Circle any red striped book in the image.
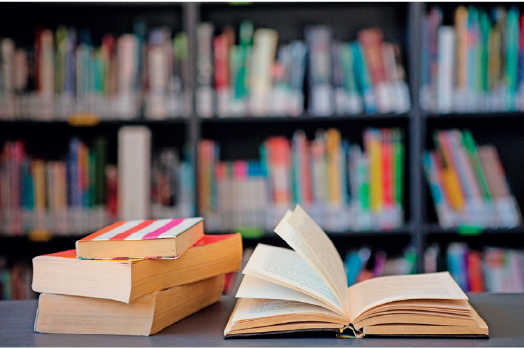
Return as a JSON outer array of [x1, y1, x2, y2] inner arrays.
[[76, 217, 204, 259]]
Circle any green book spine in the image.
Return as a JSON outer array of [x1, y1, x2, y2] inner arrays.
[[506, 7, 519, 109], [479, 9, 490, 93], [461, 130, 491, 201], [339, 44, 358, 94], [359, 153, 370, 211]]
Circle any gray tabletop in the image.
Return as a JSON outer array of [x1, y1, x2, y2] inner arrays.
[[1, 293, 523, 347]]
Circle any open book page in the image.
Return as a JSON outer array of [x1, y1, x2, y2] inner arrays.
[[275, 206, 348, 311], [228, 298, 347, 324], [347, 272, 468, 321], [236, 274, 346, 317], [243, 243, 346, 315]]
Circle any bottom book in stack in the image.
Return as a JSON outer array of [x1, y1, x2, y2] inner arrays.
[[35, 275, 224, 336]]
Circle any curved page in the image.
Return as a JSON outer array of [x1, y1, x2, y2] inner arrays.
[[347, 272, 469, 320], [274, 206, 348, 310], [243, 244, 345, 315], [236, 274, 346, 317]]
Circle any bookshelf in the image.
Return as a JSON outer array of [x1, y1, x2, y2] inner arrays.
[[1, 2, 524, 297]]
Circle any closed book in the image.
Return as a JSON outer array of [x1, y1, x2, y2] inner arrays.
[[35, 274, 224, 336], [33, 234, 241, 303], [75, 217, 204, 259]]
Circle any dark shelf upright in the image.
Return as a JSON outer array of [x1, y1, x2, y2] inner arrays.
[[408, 2, 426, 273]]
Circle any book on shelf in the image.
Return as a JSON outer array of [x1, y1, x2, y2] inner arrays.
[[439, 243, 524, 293], [0, 137, 112, 236], [344, 246, 417, 286], [199, 127, 404, 232], [421, 5, 524, 113], [191, 21, 409, 118], [0, 130, 196, 237], [33, 233, 242, 303], [224, 205, 488, 338], [0, 258, 36, 300], [35, 274, 224, 336], [0, 20, 189, 120], [423, 129, 521, 229], [118, 126, 151, 221], [75, 217, 204, 259]]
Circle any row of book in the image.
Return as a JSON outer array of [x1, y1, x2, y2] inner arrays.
[[0, 258, 36, 300], [198, 127, 405, 232], [31, 218, 243, 335], [0, 128, 195, 236], [0, 22, 191, 120], [344, 247, 417, 286], [427, 243, 524, 293], [0, 138, 114, 235], [423, 129, 521, 229], [421, 6, 524, 113], [196, 22, 410, 118]]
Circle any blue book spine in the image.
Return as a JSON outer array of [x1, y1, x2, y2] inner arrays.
[[65, 28, 77, 95], [352, 42, 376, 114]]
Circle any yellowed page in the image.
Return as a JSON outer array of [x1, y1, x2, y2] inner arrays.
[[274, 206, 348, 311], [347, 272, 468, 321], [229, 298, 346, 323], [236, 274, 345, 317], [243, 243, 346, 315]]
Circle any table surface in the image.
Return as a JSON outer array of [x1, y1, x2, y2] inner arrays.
[[1, 293, 523, 347]]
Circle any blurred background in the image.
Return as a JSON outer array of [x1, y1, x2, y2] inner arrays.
[[1, 2, 524, 300]]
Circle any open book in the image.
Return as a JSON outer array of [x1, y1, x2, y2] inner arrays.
[[224, 205, 488, 338]]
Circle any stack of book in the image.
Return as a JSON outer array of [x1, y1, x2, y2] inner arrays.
[[198, 127, 404, 233], [196, 21, 410, 118], [0, 22, 190, 120], [421, 5, 524, 113], [425, 243, 524, 293], [423, 129, 521, 228], [32, 218, 242, 335]]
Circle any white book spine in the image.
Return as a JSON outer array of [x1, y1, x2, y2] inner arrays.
[[437, 27, 456, 113], [118, 126, 151, 220]]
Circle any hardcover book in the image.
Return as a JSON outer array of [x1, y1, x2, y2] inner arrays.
[[224, 205, 488, 338]]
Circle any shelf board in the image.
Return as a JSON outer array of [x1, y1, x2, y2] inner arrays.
[[200, 112, 409, 124], [425, 111, 524, 119], [425, 224, 524, 235], [0, 118, 189, 126], [208, 225, 413, 238]]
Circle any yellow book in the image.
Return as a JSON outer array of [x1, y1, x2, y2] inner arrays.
[[366, 130, 382, 213], [326, 129, 341, 205], [441, 167, 464, 211], [32, 160, 46, 212]]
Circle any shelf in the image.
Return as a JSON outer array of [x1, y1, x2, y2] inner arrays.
[[0, 118, 189, 127], [200, 113, 410, 124], [425, 224, 524, 235], [208, 225, 414, 238], [425, 111, 524, 119]]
